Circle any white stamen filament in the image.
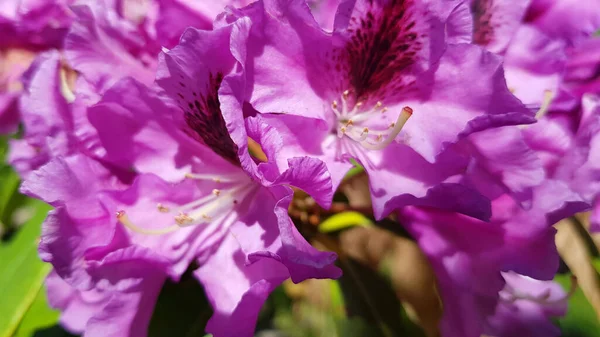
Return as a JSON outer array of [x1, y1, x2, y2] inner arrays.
[[184, 172, 244, 183], [117, 174, 253, 235], [535, 90, 554, 120], [360, 107, 412, 150], [116, 211, 180, 235], [332, 91, 413, 150]]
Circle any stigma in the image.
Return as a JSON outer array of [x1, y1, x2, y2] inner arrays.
[[331, 90, 413, 150]]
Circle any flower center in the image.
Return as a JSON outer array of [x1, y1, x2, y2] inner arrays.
[[331, 90, 413, 150], [116, 172, 254, 235]]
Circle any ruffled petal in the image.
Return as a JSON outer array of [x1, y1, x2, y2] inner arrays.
[[195, 233, 289, 337], [65, 1, 158, 102]]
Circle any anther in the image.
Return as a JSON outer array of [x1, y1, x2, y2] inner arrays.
[[212, 189, 221, 196], [175, 212, 194, 225], [157, 203, 170, 213], [375, 101, 383, 109], [343, 89, 350, 97]]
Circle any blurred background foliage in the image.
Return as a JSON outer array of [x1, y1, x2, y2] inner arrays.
[[1, 135, 600, 337]]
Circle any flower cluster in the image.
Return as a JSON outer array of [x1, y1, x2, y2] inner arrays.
[[2, 0, 599, 336]]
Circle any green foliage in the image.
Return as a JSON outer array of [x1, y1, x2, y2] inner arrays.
[[13, 290, 73, 337], [343, 159, 365, 180], [0, 200, 53, 337], [148, 270, 213, 337], [556, 260, 600, 337], [337, 258, 427, 337]]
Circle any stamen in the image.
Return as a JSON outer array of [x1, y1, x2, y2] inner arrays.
[[156, 203, 170, 213], [184, 173, 237, 183], [59, 68, 76, 103], [116, 210, 180, 235], [212, 189, 221, 196], [535, 90, 554, 120], [174, 212, 194, 225], [360, 106, 413, 150]]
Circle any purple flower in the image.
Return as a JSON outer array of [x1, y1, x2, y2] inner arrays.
[[23, 15, 340, 337], [469, 0, 532, 54], [8, 51, 81, 177], [525, 0, 600, 46], [523, 93, 600, 214], [0, 0, 73, 134], [222, 0, 535, 221], [467, 0, 599, 108], [485, 272, 569, 337], [0, 0, 74, 49], [308, 0, 341, 30], [467, 1, 568, 108], [559, 37, 600, 101], [0, 49, 38, 134], [156, 0, 255, 46], [64, 0, 161, 103], [398, 179, 587, 337], [45, 252, 168, 337]]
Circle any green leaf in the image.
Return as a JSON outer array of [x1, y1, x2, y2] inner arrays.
[[0, 200, 52, 337], [0, 137, 20, 228], [337, 258, 427, 337], [13, 287, 68, 337], [343, 159, 364, 180], [148, 270, 213, 337], [319, 212, 373, 233], [555, 270, 600, 337]]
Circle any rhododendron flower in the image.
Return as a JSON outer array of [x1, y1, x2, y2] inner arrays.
[[0, 0, 74, 48], [467, 0, 566, 108], [525, 0, 600, 45], [22, 15, 340, 337], [0, 49, 37, 134], [467, 0, 599, 108], [308, 0, 340, 30], [222, 0, 536, 220], [8, 0, 256, 176], [0, 0, 74, 134], [8, 51, 81, 177], [398, 180, 587, 337], [524, 94, 600, 231], [486, 272, 570, 337]]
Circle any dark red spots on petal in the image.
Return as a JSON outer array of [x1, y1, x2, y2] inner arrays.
[[343, 0, 425, 101], [471, 0, 495, 46], [179, 73, 240, 166]]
